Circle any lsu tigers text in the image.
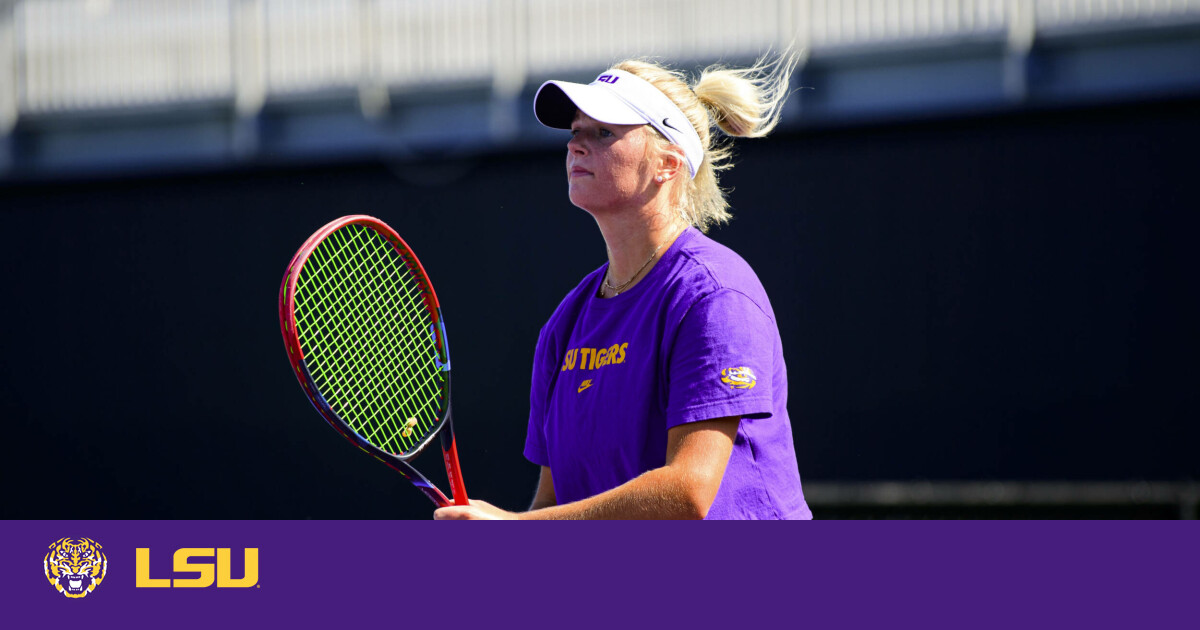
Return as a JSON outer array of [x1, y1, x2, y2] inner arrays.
[[561, 343, 629, 372]]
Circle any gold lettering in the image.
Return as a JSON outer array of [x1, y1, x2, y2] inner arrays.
[[217, 548, 259, 588], [135, 548, 170, 588], [172, 548, 215, 588], [596, 348, 608, 367], [579, 348, 591, 370], [618, 343, 628, 364]]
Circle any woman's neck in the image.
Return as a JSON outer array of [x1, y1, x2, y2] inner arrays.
[[595, 204, 688, 297]]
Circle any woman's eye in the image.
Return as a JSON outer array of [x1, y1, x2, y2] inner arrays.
[[568, 127, 611, 140]]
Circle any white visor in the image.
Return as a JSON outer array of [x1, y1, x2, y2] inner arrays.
[[534, 69, 704, 178]]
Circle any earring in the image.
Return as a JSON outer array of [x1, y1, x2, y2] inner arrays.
[[656, 176, 664, 183]]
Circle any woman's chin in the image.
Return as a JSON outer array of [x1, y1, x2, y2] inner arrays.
[[568, 199, 615, 218], [568, 189, 599, 213]]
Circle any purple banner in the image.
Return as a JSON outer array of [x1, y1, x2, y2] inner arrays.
[[4, 521, 1196, 628]]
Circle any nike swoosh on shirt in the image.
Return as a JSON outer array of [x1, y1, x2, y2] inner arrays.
[[578, 379, 593, 393]]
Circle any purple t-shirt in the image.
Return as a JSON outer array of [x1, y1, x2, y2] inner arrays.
[[524, 227, 811, 519]]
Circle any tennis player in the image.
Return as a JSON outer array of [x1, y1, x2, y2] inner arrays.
[[435, 54, 810, 519]]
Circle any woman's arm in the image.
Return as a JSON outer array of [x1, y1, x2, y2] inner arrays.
[[433, 417, 738, 520]]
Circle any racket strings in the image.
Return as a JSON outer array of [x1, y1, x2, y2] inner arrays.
[[306, 236, 434, 422], [306, 227, 442, 450], [301, 238, 420, 447], [300, 228, 441, 453], [331, 243, 442, 445], [295, 224, 446, 454]]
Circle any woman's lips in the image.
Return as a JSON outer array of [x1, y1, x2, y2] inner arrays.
[[570, 167, 592, 177]]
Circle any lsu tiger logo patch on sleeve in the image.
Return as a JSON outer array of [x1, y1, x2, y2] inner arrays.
[[720, 367, 757, 390]]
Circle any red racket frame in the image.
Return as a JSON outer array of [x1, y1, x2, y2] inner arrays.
[[279, 215, 468, 508]]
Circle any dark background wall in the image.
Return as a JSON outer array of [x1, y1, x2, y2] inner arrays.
[[2, 98, 1197, 519]]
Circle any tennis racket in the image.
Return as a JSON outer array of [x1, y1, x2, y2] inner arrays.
[[279, 215, 468, 508]]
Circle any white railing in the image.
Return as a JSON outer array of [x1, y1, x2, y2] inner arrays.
[[1037, 0, 1200, 27], [2, 0, 1198, 122], [18, 0, 234, 113]]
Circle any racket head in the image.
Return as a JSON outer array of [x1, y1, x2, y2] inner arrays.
[[280, 215, 453, 465]]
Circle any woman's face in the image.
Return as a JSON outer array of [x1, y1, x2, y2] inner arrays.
[[566, 110, 659, 214]]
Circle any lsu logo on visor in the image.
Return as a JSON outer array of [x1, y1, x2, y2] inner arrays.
[[45, 537, 107, 599], [720, 367, 757, 390]]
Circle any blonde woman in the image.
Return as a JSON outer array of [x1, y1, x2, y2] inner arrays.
[[435, 55, 810, 519]]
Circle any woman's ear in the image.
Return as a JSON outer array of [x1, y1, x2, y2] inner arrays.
[[655, 146, 686, 184]]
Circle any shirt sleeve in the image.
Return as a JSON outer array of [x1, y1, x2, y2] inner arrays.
[[666, 288, 776, 429], [523, 323, 555, 467]]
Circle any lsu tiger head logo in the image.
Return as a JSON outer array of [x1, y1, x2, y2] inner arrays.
[[720, 366, 757, 390], [44, 537, 107, 598]]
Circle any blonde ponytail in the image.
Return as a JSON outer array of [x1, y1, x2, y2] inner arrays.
[[613, 51, 800, 232]]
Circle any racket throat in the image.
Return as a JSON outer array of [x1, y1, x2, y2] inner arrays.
[[388, 461, 452, 508]]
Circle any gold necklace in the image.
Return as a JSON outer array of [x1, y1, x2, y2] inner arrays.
[[603, 243, 663, 296]]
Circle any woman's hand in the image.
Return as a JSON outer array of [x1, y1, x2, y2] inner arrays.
[[433, 499, 517, 520]]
